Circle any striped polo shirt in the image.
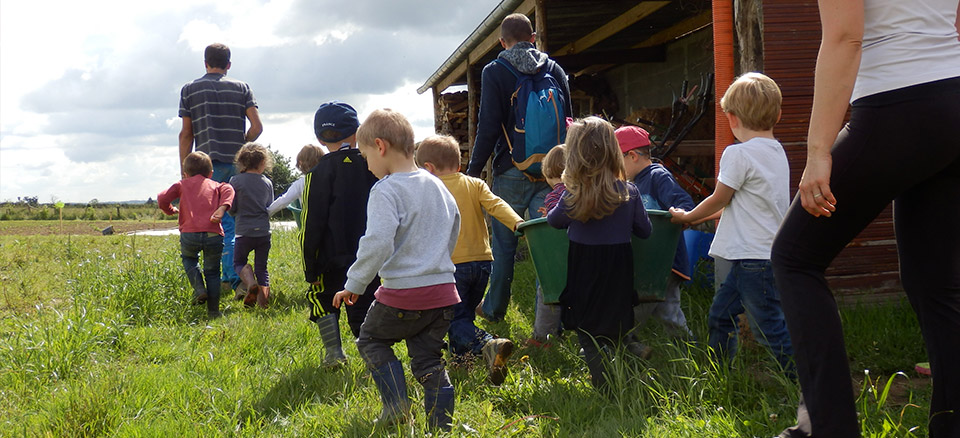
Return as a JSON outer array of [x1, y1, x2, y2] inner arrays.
[[178, 73, 258, 163]]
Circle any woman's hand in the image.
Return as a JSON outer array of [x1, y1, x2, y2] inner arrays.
[[798, 152, 837, 217]]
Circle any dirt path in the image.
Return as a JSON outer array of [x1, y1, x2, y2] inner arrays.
[[0, 220, 175, 236]]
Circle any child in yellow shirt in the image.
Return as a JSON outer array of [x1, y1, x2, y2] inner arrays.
[[417, 135, 523, 386]]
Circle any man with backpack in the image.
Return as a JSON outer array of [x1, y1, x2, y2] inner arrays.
[[466, 13, 572, 322]]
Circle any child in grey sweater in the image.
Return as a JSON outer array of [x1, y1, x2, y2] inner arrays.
[[228, 142, 274, 309], [333, 109, 461, 432]]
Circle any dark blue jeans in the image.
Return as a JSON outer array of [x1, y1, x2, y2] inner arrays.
[[180, 232, 223, 314], [449, 261, 494, 356], [710, 258, 794, 374], [212, 161, 239, 288], [483, 167, 550, 321]]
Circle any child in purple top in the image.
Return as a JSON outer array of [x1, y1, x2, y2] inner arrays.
[[547, 117, 651, 391], [530, 144, 566, 347]]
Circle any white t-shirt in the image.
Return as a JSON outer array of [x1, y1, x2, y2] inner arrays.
[[851, 0, 960, 102], [267, 176, 304, 216], [709, 137, 790, 260]]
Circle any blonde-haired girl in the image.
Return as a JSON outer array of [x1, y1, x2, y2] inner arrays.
[[546, 117, 652, 390]]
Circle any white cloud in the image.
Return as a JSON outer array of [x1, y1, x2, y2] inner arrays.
[[0, 0, 501, 202]]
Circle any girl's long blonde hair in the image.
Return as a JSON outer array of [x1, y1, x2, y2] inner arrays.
[[562, 117, 628, 222]]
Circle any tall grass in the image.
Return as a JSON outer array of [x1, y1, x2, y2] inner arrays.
[[0, 229, 932, 437]]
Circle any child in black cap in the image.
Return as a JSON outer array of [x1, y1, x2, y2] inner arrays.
[[300, 101, 380, 367]]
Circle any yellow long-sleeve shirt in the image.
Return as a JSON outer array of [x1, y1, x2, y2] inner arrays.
[[438, 172, 523, 265]]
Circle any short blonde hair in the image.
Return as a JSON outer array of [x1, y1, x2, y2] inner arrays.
[[356, 108, 415, 158], [183, 151, 213, 177], [541, 144, 566, 179], [235, 142, 274, 173], [415, 135, 460, 171], [720, 72, 782, 131], [296, 144, 325, 173]]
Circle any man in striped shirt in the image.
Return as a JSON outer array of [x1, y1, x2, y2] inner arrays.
[[179, 43, 262, 295]]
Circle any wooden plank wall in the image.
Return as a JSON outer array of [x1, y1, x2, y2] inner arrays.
[[763, 1, 901, 295]]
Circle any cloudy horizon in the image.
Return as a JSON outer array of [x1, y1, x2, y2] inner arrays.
[[0, 0, 499, 203]]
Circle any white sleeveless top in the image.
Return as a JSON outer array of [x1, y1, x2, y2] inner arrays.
[[852, 0, 960, 102]]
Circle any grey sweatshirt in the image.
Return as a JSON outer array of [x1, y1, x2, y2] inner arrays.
[[228, 172, 273, 238], [344, 169, 460, 293]]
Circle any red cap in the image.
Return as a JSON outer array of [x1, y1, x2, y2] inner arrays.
[[614, 126, 651, 153]]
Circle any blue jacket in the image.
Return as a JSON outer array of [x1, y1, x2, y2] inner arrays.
[[633, 163, 696, 278], [466, 43, 572, 177]]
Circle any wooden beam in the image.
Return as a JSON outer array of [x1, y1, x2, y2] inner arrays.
[[634, 10, 712, 48], [435, 60, 469, 94], [432, 87, 442, 134], [467, 0, 536, 65], [574, 11, 713, 76], [535, 0, 548, 53], [467, 65, 479, 163], [555, 46, 667, 71], [554, 1, 670, 56]]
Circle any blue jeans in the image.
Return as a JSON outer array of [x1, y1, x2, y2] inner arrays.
[[212, 161, 239, 288], [710, 258, 794, 374], [483, 167, 550, 321], [180, 232, 224, 314], [449, 261, 494, 356]]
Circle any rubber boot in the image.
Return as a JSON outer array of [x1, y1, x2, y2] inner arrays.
[[257, 286, 270, 309], [238, 265, 258, 308], [370, 361, 411, 426], [424, 385, 455, 431], [316, 313, 347, 367]]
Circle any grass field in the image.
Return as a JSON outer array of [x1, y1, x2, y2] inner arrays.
[[0, 223, 933, 437]]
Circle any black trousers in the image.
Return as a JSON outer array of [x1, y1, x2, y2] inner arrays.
[[307, 267, 377, 338], [772, 77, 960, 438]]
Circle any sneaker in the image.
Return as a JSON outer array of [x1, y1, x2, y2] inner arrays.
[[626, 341, 653, 360], [482, 338, 514, 385]]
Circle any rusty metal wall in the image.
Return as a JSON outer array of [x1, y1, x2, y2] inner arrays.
[[763, 1, 901, 295]]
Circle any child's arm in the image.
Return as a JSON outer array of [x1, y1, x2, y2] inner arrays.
[[670, 182, 735, 224], [267, 176, 304, 216], [546, 196, 572, 229], [210, 205, 228, 223], [478, 180, 523, 230], [212, 182, 235, 223], [301, 172, 332, 284], [156, 182, 182, 216]]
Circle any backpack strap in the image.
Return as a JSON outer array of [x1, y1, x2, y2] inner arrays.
[[495, 58, 520, 79]]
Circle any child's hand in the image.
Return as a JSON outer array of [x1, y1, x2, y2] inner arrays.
[[170, 207, 179, 215], [537, 206, 547, 216], [514, 220, 524, 231], [332, 290, 358, 308], [669, 207, 688, 224], [210, 211, 223, 223]]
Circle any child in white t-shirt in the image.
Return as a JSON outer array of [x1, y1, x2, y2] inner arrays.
[[670, 73, 794, 376]]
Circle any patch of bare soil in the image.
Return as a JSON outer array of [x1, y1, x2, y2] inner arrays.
[[0, 220, 174, 236]]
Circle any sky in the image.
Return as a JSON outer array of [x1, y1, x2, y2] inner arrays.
[[0, 0, 500, 203]]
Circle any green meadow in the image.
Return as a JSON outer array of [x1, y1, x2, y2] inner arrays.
[[0, 224, 932, 437]]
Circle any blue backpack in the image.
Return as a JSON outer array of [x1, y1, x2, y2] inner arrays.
[[496, 58, 567, 179]]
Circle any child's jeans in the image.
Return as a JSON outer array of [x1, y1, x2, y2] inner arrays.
[[233, 235, 271, 286], [633, 273, 693, 339], [358, 301, 455, 391], [710, 257, 794, 374], [180, 232, 223, 314], [448, 261, 494, 356], [532, 285, 562, 342]]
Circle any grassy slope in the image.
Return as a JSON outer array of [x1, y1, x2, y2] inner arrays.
[[0, 229, 931, 437]]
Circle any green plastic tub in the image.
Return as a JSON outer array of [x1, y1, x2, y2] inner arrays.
[[517, 210, 681, 303], [288, 199, 303, 229]]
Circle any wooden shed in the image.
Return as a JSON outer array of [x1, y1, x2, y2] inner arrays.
[[418, 0, 902, 296]]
